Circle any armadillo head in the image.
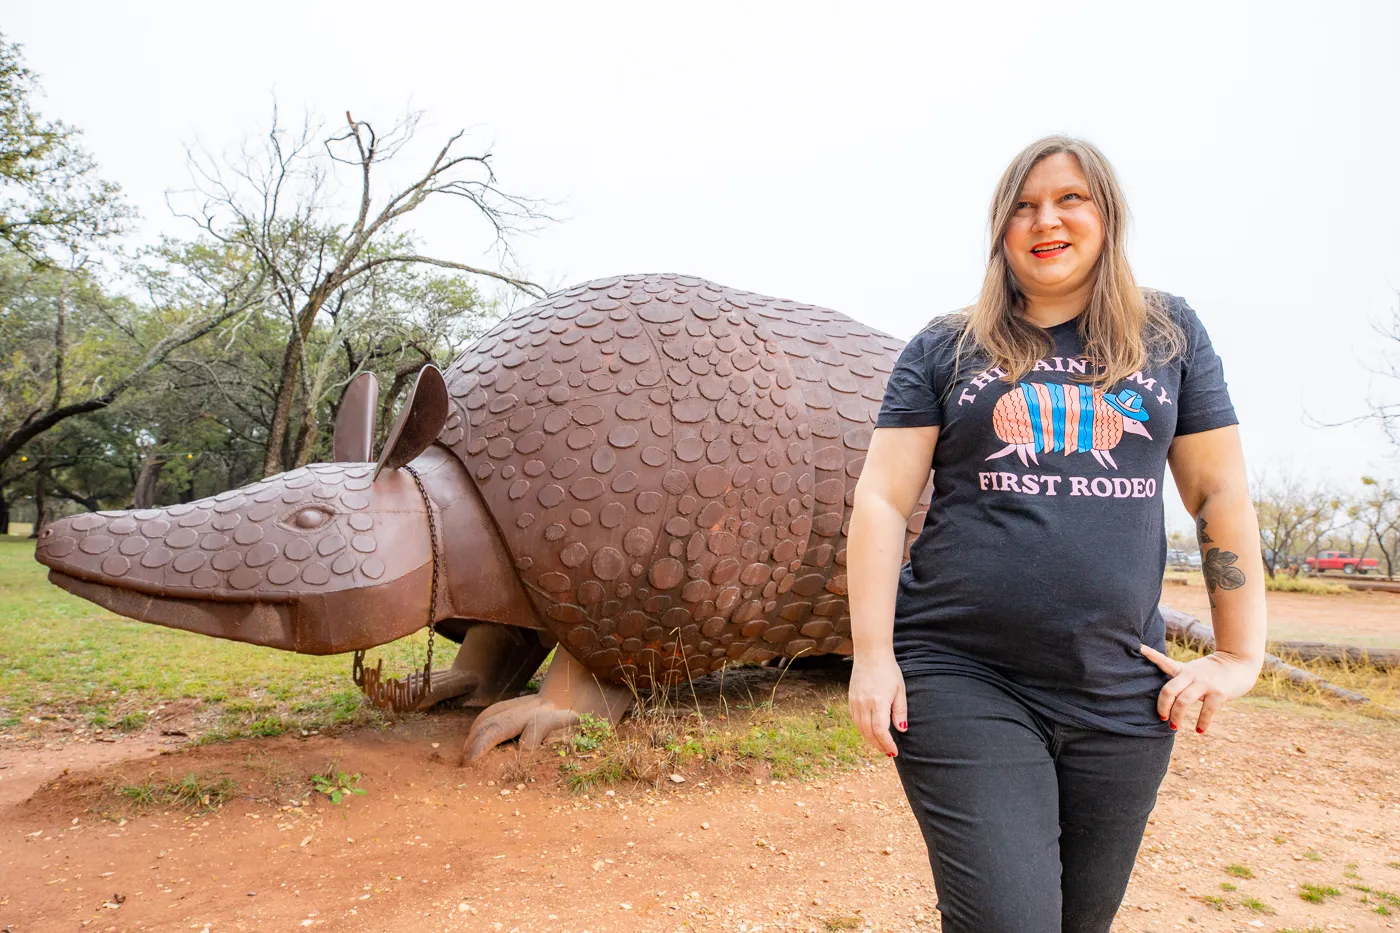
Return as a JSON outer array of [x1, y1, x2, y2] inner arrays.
[[1121, 416, 1152, 440], [34, 366, 539, 654]]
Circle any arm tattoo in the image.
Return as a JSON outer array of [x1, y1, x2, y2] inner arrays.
[[1197, 518, 1245, 608]]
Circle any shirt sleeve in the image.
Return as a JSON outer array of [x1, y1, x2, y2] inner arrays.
[[875, 328, 948, 428], [1173, 298, 1239, 437]]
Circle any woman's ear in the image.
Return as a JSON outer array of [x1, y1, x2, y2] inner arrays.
[[373, 365, 449, 480]]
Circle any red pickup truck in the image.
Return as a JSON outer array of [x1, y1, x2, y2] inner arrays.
[[1305, 551, 1380, 575]]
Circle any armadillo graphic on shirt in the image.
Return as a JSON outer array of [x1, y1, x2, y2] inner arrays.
[[986, 384, 1152, 470]]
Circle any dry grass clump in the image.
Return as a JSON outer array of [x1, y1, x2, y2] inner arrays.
[[1166, 642, 1400, 718], [555, 660, 871, 793]]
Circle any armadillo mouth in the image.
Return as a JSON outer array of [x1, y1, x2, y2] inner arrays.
[[47, 570, 300, 652]]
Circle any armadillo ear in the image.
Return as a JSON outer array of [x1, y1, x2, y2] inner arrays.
[[373, 365, 449, 480], [332, 372, 380, 462]]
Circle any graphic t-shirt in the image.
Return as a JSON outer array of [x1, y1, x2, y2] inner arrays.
[[874, 294, 1237, 736]]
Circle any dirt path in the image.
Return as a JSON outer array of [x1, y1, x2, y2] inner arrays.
[[2, 699, 1398, 933], [1164, 581, 1400, 648]]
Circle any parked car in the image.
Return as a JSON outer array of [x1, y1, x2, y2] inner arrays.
[[1304, 550, 1380, 575]]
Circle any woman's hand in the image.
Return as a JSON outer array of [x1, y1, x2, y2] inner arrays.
[[1140, 644, 1261, 734], [849, 652, 908, 757]]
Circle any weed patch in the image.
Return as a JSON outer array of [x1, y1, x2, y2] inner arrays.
[[1298, 883, 1340, 904], [112, 771, 237, 813], [310, 768, 365, 805]]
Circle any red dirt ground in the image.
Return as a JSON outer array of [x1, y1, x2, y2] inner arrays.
[[2, 692, 1398, 933], [1165, 580, 1400, 648]]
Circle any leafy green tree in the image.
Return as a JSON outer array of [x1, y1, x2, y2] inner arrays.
[[0, 31, 128, 260], [0, 245, 265, 529]]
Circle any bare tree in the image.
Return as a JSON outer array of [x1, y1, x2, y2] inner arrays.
[[174, 107, 549, 478], [1360, 291, 1400, 450], [1354, 476, 1400, 578], [1252, 468, 1345, 576]]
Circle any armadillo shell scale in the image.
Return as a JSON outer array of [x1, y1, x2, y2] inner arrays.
[[991, 390, 1033, 445], [1091, 397, 1123, 450], [437, 274, 926, 688]]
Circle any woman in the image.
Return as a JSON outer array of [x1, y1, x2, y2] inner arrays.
[[847, 136, 1267, 933]]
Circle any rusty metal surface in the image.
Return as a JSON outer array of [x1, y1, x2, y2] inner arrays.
[[333, 372, 379, 463], [434, 273, 931, 689], [34, 273, 932, 687]]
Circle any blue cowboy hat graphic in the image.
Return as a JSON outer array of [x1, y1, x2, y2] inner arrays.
[[1104, 388, 1150, 421]]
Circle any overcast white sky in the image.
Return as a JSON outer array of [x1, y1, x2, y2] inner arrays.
[[9, 1, 1399, 532]]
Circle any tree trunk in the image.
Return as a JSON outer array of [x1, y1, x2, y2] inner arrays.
[[29, 467, 46, 538], [0, 485, 8, 535], [263, 334, 303, 478], [132, 455, 169, 509], [291, 408, 319, 468], [262, 295, 327, 478]]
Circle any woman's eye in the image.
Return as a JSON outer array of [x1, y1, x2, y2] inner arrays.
[[1061, 192, 1083, 202], [1014, 201, 1033, 210], [293, 508, 331, 529]]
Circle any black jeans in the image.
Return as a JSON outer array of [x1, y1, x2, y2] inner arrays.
[[891, 672, 1175, 933]]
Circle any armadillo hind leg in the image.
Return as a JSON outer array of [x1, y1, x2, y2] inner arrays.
[[461, 649, 633, 764]]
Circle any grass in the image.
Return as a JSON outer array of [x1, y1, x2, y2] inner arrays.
[[1298, 883, 1340, 904], [1351, 884, 1400, 908], [113, 771, 237, 813], [1199, 894, 1226, 911], [1224, 863, 1254, 878], [1301, 849, 1323, 861], [822, 918, 861, 931], [1165, 568, 1356, 594], [1219, 882, 1237, 892], [1239, 896, 1274, 914], [559, 696, 873, 794], [555, 659, 875, 793], [0, 538, 424, 742], [1265, 576, 1351, 595]]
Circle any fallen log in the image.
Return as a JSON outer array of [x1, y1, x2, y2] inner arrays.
[[1263, 640, 1400, 671], [1160, 606, 1400, 716]]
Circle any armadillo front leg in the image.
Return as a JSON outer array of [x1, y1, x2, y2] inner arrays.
[[461, 648, 633, 763], [405, 622, 553, 712]]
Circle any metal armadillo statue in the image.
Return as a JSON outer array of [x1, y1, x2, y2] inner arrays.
[[34, 274, 931, 760]]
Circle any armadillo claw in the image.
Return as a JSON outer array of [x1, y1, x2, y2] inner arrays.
[[461, 695, 580, 763]]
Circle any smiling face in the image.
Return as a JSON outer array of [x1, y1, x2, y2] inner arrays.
[[1002, 152, 1105, 305]]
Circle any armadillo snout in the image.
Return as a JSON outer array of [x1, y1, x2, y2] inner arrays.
[[34, 462, 437, 653]]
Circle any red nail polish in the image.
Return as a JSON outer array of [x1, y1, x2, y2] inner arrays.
[[1196, 727, 1203, 734], [886, 752, 895, 758], [1169, 723, 1177, 731], [899, 721, 907, 730]]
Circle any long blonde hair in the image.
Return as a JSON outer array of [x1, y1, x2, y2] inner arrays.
[[945, 135, 1183, 391]]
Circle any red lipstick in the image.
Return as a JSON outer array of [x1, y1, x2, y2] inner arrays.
[[1031, 241, 1070, 259]]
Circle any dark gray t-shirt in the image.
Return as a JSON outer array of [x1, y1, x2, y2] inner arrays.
[[874, 295, 1237, 736]]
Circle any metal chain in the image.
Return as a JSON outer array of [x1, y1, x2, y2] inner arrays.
[[407, 463, 439, 679], [351, 463, 439, 711]]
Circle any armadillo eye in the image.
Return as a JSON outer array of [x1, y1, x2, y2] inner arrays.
[[293, 508, 331, 529]]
